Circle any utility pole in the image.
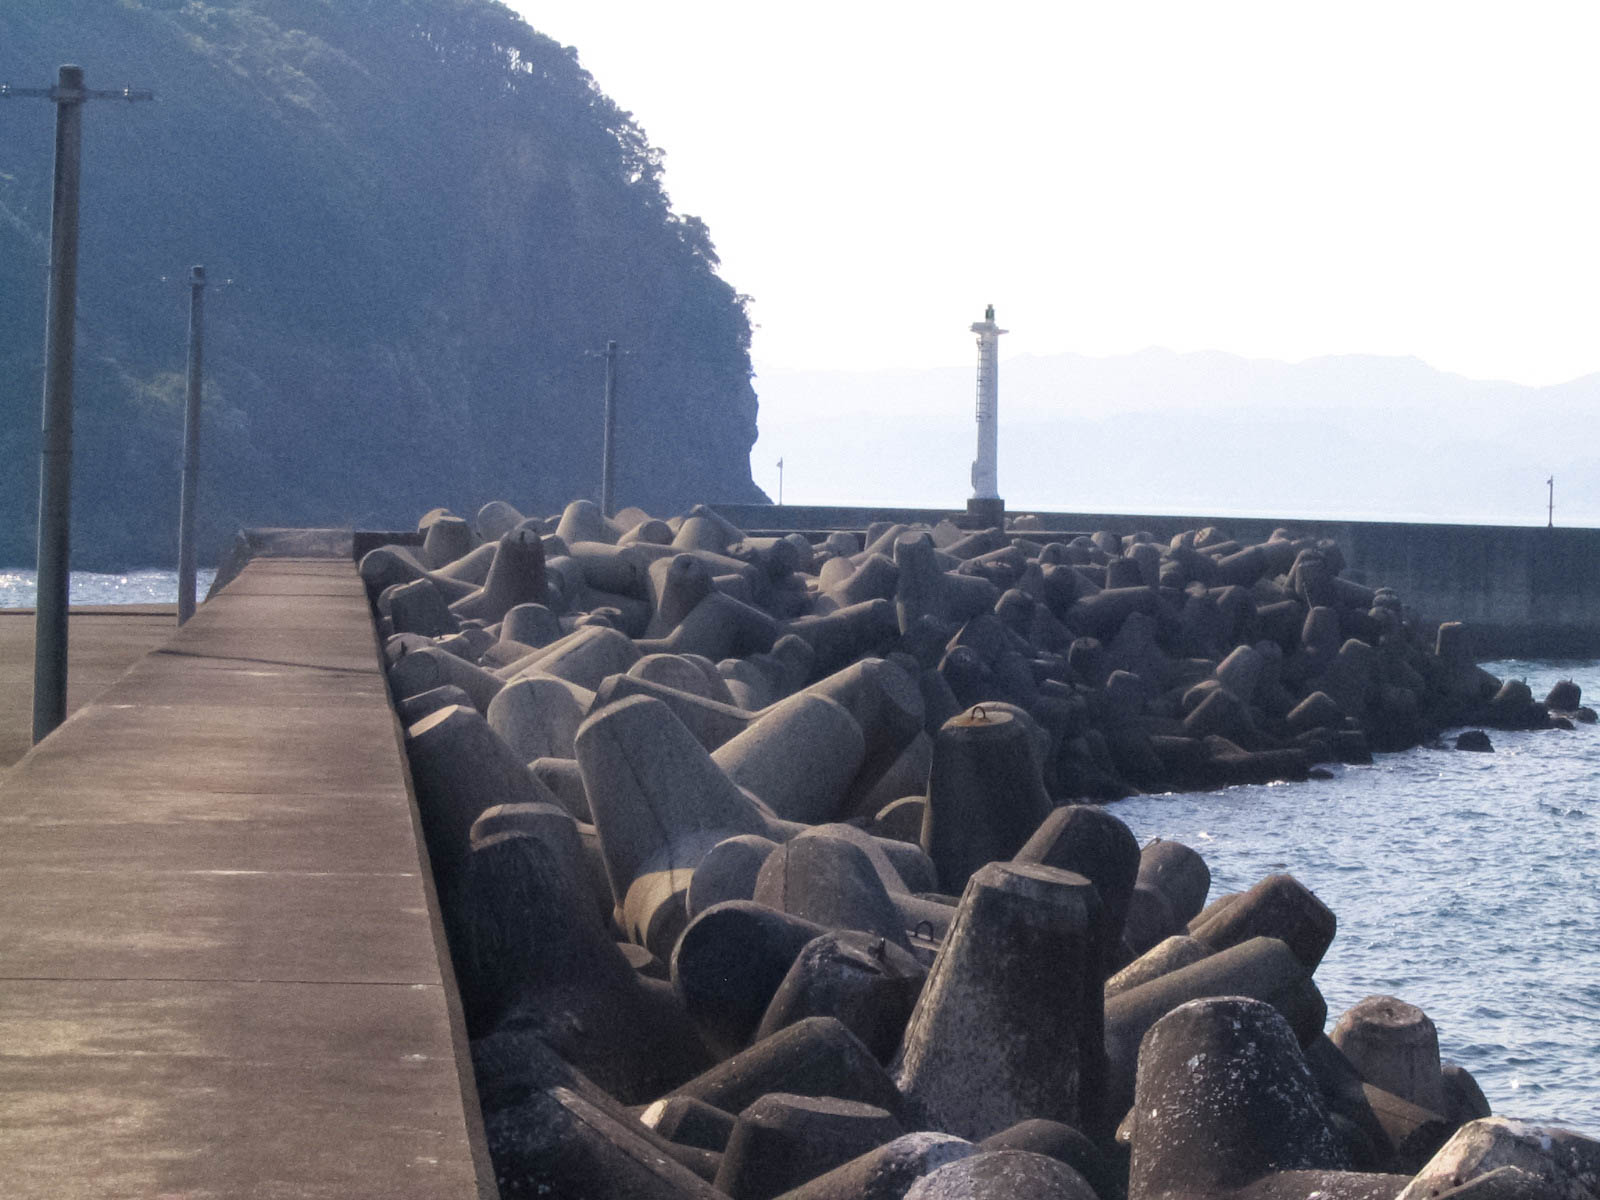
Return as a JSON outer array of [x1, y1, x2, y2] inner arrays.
[[584, 340, 627, 516], [1548, 475, 1554, 528], [601, 340, 618, 518], [177, 266, 206, 624], [3, 67, 154, 743]]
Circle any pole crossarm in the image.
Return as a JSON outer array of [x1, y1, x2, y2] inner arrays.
[[2, 84, 154, 102]]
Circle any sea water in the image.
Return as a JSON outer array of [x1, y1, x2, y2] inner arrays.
[[0, 568, 217, 608], [1114, 657, 1600, 1135], [5, 570, 1595, 1132]]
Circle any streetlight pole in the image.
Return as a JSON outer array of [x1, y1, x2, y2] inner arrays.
[[177, 265, 206, 624], [2, 66, 153, 741]]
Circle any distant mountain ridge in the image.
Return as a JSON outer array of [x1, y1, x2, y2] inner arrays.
[[752, 348, 1600, 526], [0, 0, 765, 567]]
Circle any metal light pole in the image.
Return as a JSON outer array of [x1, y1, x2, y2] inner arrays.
[[4, 67, 153, 742], [1548, 475, 1554, 529], [600, 340, 618, 518], [177, 266, 206, 624]]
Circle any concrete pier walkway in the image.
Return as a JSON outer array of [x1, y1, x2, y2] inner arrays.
[[0, 559, 494, 1197], [0, 606, 179, 770]]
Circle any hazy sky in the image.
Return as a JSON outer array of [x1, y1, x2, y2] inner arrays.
[[509, 2, 1600, 386]]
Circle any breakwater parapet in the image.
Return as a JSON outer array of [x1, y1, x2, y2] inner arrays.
[[366, 497, 1599, 1197], [714, 504, 1600, 659]]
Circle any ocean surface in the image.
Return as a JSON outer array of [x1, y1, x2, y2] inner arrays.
[[0, 568, 217, 608], [1115, 656, 1600, 1136], [4, 572, 1594, 1132]]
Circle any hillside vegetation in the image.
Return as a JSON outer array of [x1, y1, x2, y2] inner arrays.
[[0, 0, 764, 567]]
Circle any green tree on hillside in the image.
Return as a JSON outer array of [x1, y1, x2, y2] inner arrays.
[[0, 0, 764, 567]]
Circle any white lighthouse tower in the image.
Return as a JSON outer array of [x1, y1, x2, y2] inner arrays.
[[967, 304, 1007, 527]]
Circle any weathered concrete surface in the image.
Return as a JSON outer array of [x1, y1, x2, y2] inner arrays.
[[715, 504, 1600, 656], [0, 607, 178, 770], [0, 559, 495, 1199], [206, 527, 363, 600]]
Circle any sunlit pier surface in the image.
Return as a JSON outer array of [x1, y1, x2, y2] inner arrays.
[[0, 555, 492, 1198]]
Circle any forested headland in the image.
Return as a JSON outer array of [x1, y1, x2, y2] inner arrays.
[[0, 0, 766, 568]]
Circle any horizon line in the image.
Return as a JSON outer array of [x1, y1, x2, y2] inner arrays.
[[752, 346, 1600, 390]]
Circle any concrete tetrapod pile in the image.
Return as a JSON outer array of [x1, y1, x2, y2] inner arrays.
[[366, 499, 1596, 1200]]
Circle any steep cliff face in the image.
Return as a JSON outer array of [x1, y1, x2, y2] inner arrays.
[[0, 0, 764, 567]]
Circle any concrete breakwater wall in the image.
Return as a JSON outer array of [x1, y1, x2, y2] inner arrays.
[[714, 505, 1600, 658]]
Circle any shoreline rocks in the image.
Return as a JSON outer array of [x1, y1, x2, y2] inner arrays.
[[367, 498, 1595, 1199]]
